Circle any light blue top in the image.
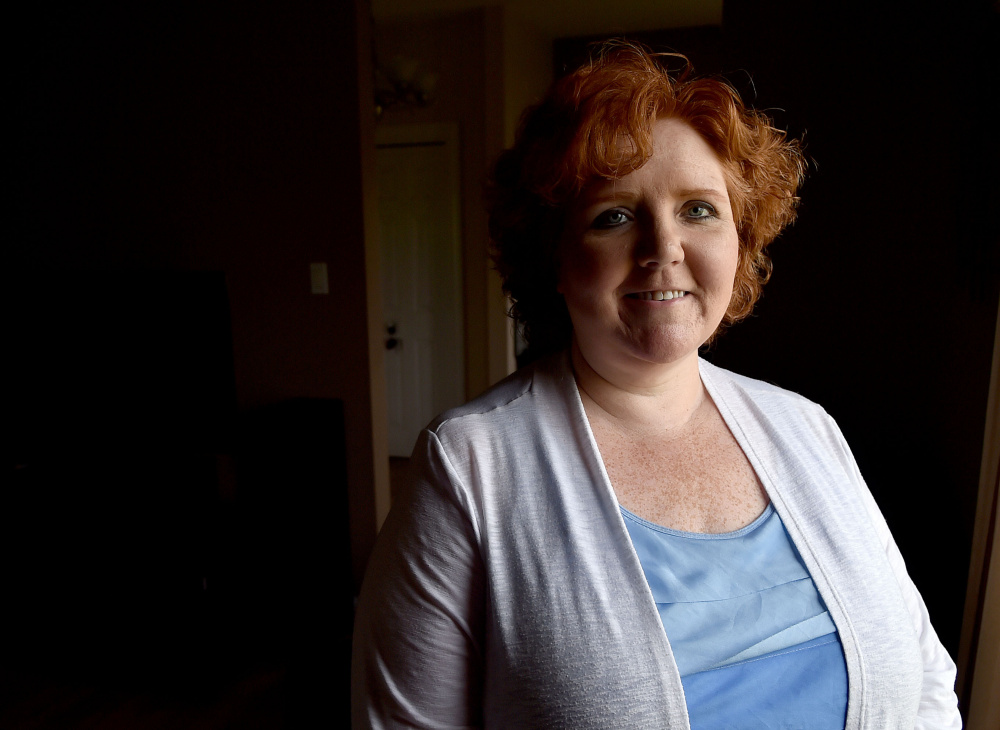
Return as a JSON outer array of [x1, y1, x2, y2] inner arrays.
[[622, 503, 849, 728]]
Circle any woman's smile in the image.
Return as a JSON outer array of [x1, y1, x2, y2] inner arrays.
[[627, 289, 689, 301]]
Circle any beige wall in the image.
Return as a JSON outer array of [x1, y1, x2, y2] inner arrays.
[[501, 6, 555, 147]]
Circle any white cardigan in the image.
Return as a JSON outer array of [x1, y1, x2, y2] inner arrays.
[[352, 353, 961, 729]]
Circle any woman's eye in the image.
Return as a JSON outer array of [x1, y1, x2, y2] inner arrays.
[[686, 203, 717, 220], [592, 209, 631, 229]]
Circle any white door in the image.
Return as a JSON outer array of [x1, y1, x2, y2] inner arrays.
[[376, 124, 465, 457]]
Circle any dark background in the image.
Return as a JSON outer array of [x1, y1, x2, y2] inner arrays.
[[7, 0, 998, 725], [9, 1, 365, 726]]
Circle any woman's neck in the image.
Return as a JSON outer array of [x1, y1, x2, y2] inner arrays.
[[570, 340, 709, 437]]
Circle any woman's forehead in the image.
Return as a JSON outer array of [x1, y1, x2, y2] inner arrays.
[[580, 120, 730, 196]]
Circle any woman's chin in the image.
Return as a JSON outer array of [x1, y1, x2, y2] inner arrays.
[[571, 323, 717, 386], [619, 328, 710, 367]]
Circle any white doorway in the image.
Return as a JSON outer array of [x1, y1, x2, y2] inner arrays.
[[376, 123, 465, 457]]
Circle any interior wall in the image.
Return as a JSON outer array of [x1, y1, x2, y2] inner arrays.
[[14, 0, 383, 590], [501, 10, 553, 147]]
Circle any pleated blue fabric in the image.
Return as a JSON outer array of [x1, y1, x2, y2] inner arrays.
[[622, 504, 849, 728]]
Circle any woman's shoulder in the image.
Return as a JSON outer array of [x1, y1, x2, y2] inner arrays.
[[699, 357, 828, 415], [427, 351, 577, 439], [406, 350, 587, 511], [698, 357, 844, 451]]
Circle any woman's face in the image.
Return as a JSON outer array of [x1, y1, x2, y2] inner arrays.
[[558, 117, 739, 383]]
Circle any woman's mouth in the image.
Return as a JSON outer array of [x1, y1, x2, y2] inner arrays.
[[628, 290, 688, 301]]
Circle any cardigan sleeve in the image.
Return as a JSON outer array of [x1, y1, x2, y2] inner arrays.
[[830, 416, 963, 729], [351, 429, 486, 730], [882, 526, 963, 729]]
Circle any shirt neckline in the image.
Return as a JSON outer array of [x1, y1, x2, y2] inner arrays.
[[620, 502, 775, 540]]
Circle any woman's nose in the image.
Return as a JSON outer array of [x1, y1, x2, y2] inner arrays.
[[636, 219, 684, 268]]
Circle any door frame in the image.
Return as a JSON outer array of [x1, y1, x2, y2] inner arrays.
[[958, 298, 1000, 728]]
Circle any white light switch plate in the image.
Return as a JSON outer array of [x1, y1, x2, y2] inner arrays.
[[310, 262, 329, 294]]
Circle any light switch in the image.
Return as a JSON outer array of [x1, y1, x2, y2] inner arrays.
[[310, 262, 329, 294]]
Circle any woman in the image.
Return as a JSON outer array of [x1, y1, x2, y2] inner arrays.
[[352, 44, 960, 729]]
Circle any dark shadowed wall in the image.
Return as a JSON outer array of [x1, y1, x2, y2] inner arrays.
[[13, 0, 380, 588], [709, 0, 999, 660], [11, 2, 379, 721]]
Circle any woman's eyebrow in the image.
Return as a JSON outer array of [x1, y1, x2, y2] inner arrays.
[[580, 186, 639, 205], [580, 186, 727, 207], [675, 187, 728, 199]]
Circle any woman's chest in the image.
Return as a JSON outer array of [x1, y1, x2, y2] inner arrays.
[[595, 417, 769, 533]]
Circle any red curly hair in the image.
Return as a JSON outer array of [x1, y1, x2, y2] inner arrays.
[[488, 41, 806, 360]]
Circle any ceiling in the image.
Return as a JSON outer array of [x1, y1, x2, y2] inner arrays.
[[371, 0, 722, 37]]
